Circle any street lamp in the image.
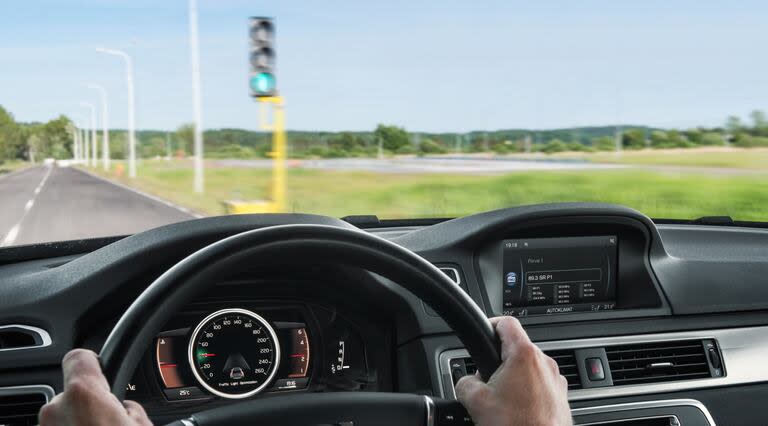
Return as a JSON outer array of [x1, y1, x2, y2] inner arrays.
[[96, 47, 136, 178], [189, 0, 205, 193], [87, 84, 110, 171], [79, 121, 90, 166], [80, 102, 97, 167], [70, 124, 80, 163]]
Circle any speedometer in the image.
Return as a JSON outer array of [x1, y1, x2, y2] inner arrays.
[[188, 308, 281, 399]]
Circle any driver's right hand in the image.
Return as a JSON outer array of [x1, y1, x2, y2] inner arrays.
[[455, 316, 573, 426]]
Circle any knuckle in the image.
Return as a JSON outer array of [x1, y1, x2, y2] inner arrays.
[[38, 403, 57, 425], [517, 341, 539, 361], [66, 378, 93, 399], [547, 357, 559, 371], [465, 384, 491, 407]]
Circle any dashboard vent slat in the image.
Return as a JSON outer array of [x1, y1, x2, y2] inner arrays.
[[606, 340, 712, 386], [450, 351, 582, 391], [544, 350, 582, 390], [0, 392, 47, 426]]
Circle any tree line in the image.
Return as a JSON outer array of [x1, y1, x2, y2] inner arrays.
[[2, 104, 768, 165]]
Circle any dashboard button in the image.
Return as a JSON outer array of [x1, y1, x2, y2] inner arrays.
[[163, 386, 208, 401], [708, 347, 722, 370], [585, 358, 605, 381]]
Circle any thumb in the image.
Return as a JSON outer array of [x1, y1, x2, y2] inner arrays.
[[455, 373, 491, 412]]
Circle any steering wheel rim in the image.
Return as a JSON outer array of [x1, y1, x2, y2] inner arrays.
[[99, 224, 500, 422]]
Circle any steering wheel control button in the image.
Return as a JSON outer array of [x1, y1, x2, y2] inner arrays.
[[434, 399, 473, 425], [585, 357, 605, 381], [163, 386, 207, 401]]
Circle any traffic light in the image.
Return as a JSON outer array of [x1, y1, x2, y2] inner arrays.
[[248, 17, 277, 97]]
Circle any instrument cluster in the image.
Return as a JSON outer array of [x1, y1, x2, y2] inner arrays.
[[134, 301, 378, 404]]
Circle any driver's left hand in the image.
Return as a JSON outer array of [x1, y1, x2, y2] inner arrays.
[[39, 349, 153, 426]]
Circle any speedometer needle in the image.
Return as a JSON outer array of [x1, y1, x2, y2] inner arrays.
[[200, 353, 217, 357]]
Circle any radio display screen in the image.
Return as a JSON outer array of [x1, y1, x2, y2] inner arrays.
[[501, 236, 617, 316]]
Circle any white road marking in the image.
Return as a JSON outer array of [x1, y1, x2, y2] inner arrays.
[[1, 225, 19, 246], [0, 165, 53, 247]]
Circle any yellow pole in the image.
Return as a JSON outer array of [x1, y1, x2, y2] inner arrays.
[[271, 99, 286, 212], [256, 96, 286, 213]]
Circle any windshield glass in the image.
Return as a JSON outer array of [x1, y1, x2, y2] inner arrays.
[[1, 1, 767, 247]]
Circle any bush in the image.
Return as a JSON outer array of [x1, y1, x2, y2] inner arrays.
[[395, 144, 416, 154], [733, 134, 768, 147], [539, 139, 567, 154], [700, 132, 726, 146], [592, 136, 615, 151], [419, 139, 448, 154]]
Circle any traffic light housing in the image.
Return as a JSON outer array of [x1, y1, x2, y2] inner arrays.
[[248, 17, 277, 98]]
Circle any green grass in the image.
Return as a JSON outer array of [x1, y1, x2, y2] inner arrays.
[[0, 160, 31, 176], [88, 159, 768, 221]]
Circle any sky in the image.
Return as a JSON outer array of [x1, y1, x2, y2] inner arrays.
[[1, 0, 767, 132]]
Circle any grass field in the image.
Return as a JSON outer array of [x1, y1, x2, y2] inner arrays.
[[0, 160, 31, 176], [88, 158, 768, 221]]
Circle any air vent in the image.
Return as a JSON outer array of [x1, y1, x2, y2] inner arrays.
[[545, 350, 582, 390], [606, 340, 712, 386], [0, 326, 51, 351], [438, 267, 461, 286], [0, 386, 53, 426], [450, 351, 582, 390]]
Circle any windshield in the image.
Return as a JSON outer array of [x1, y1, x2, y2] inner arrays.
[[1, 1, 767, 247]]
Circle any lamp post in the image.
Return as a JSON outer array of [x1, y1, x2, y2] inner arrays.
[[80, 102, 97, 167], [87, 84, 110, 170], [189, 0, 205, 193], [96, 47, 136, 177]]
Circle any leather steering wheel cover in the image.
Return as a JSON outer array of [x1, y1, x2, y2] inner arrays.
[[99, 224, 500, 400]]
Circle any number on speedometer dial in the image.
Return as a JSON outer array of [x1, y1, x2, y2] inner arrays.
[[188, 308, 281, 399]]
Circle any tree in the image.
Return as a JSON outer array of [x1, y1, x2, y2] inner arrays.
[[374, 124, 410, 152], [725, 116, 743, 135], [750, 110, 768, 136], [419, 139, 447, 154], [700, 132, 725, 146], [0, 106, 26, 161], [592, 136, 615, 151], [34, 115, 73, 159], [649, 131, 669, 148], [621, 129, 646, 150], [174, 123, 194, 156]]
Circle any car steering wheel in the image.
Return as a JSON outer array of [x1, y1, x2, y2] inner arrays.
[[99, 224, 501, 425]]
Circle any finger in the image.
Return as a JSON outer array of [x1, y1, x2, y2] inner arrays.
[[124, 400, 153, 426], [454, 373, 491, 412], [493, 316, 531, 361], [62, 349, 110, 393]]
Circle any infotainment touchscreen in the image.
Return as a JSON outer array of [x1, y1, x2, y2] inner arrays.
[[501, 236, 617, 316]]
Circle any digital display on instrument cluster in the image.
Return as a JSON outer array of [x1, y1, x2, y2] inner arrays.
[[501, 235, 617, 316]]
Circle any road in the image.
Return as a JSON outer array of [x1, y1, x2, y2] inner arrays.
[[0, 165, 196, 247]]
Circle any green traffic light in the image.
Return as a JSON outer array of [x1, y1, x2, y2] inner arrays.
[[250, 72, 275, 95]]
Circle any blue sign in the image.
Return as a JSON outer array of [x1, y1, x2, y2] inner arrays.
[[506, 272, 517, 286]]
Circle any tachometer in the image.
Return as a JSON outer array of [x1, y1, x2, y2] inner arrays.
[[188, 308, 280, 399]]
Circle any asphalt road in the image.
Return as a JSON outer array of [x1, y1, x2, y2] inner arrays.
[[0, 165, 196, 247]]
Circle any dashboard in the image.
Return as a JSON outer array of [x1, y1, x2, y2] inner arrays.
[[0, 203, 767, 425]]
